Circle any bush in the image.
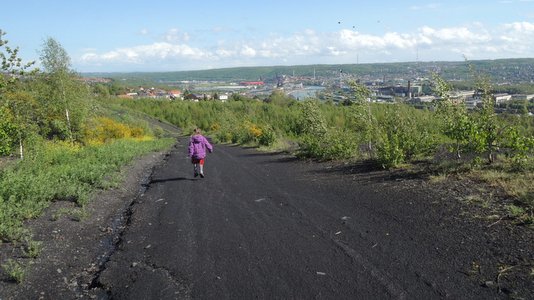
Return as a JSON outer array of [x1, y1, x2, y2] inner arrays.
[[297, 100, 327, 137], [258, 126, 276, 146], [83, 117, 146, 144], [376, 130, 404, 169], [503, 127, 534, 171], [374, 105, 440, 168], [298, 129, 357, 160], [47, 119, 70, 140], [0, 107, 16, 155], [212, 130, 233, 144]]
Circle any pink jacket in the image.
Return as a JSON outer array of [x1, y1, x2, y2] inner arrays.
[[188, 134, 213, 159]]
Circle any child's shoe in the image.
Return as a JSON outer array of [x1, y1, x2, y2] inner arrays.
[[200, 172, 204, 178]]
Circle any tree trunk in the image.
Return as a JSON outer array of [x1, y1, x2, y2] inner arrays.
[[65, 107, 73, 143], [61, 76, 73, 143], [19, 139, 23, 160]]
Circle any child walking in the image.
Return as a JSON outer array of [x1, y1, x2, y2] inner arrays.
[[188, 128, 213, 178]]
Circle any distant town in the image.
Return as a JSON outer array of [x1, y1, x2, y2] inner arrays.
[[83, 59, 534, 114]]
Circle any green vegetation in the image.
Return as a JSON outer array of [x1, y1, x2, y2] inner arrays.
[[0, 28, 176, 265], [22, 237, 43, 258], [37, 37, 90, 144], [1, 259, 25, 283], [0, 138, 173, 241]]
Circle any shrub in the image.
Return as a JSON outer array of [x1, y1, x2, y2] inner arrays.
[[212, 129, 233, 144], [298, 129, 357, 160], [47, 119, 71, 140], [372, 104, 442, 169], [248, 123, 263, 140], [83, 117, 146, 144], [376, 130, 404, 169], [297, 100, 327, 137], [503, 127, 534, 171], [258, 126, 276, 146], [0, 107, 16, 155]]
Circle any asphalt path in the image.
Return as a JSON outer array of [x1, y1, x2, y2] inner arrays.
[[98, 138, 498, 299]]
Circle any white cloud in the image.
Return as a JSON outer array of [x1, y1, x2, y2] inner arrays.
[[81, 53, 98, 61], [215, 48, 235, 58], [419, 26, 491, 43], [77, 21, 534, 71], [164, 28, 190, 43], [327, 46, 346, 56], [339, 30, 383, 49], [80, 42, 209, 65], [500, 21, 534, 44], [503, 21, 534, 32], [240, 45, 257, 57], [494, 21, 534, 55], [383, 32, 417, 49]]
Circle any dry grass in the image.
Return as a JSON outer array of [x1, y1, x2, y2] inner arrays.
[[471, 168, 533, 206]]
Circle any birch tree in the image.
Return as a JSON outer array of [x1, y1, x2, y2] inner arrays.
[[347, 80, 375, 153], [39, 37, 88, 142]]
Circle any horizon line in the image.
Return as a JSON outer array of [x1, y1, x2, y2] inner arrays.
[[79, 57, 534, 74]]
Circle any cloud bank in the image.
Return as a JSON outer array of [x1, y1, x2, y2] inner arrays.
[[78, 21, 534, 72]]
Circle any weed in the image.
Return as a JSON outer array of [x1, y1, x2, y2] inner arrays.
[[507, 205, 526, 217], [22, 238, 43, 258], [51, 207, 72, 221], [429, 173, 448, 184], [0, 220, 29, 243], [69, 208, 89, 222], [51, 207, 88, 222], [1, 259, 25, 283], [506, 204, 533, 225], [464, 194, 484, 205], [496, 265, 516, 292], [469, 261, 481, 276]]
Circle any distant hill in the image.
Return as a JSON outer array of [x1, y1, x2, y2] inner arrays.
[[83, 58, 534, 84]]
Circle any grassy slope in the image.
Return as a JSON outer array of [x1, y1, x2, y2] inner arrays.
[[0, 100, 178, 242]]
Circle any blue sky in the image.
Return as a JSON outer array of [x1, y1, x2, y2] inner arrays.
[[2, 0, 534, 72]]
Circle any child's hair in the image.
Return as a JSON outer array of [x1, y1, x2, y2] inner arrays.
[[193, 127, 201, 134]]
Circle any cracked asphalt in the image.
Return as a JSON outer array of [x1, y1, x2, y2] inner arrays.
[[95, 138, 508, 299]]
